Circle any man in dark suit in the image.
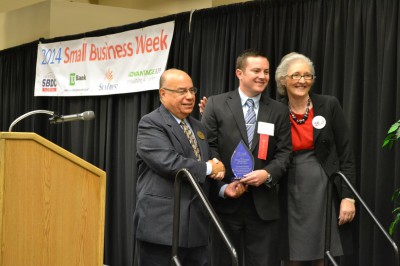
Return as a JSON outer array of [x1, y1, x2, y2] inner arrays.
[[134, 69, 225, 266], [201, 49, 292, 265]]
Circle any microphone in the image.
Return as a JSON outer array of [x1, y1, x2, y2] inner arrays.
[[49, 111, 95, 124]]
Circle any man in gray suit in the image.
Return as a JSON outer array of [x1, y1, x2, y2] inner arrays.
[[134, 68, 225, 266]]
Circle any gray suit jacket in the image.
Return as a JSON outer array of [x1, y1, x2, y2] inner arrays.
[[134, 104, 211, 248], [202, 89, 292, 220]]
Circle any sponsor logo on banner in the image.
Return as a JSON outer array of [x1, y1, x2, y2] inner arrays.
[[34, 21, 174, 96], [127, 67, 163, 85], [69, 73, 86, 86], [99, 70, 119, 92], [41, 72, 57, 92], [105, 70, 113, 82]]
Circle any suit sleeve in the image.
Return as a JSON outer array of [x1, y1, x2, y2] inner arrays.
[[330, 98, 356, 198], [263, 106, 292, 185], [201, 96, 227, 190], [201, 96, 221, 160], [137, 114, 208, 183]]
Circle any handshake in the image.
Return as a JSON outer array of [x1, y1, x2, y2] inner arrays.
[[207, 158, 226, 180]]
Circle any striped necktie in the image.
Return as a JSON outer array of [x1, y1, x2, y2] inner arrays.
[[245, 99, 256, 149], [180, 120, 202, 161]]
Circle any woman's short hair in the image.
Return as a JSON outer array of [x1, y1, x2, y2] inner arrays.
[[275, 52, 315, 96]]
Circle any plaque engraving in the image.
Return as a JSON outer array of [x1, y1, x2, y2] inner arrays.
[[231, 140, 254, 180]]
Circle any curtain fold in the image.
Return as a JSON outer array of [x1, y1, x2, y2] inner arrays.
[[0, 1, 399, 265]]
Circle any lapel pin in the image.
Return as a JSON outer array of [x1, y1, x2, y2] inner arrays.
[[197, 131, 205, 140]]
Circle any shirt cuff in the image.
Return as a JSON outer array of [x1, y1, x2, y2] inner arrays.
[[219, 184, 228, 198], [344, 198, 355, 203], [264, 173, 272, 188], [206, 162, 212, 175]]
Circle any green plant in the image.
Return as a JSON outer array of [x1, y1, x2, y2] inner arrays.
[[382, 120, 400, 235], [390, 189, 400, 235], [382, 120, 400, 149]]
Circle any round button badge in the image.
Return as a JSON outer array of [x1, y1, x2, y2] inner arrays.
[[312, 115, 326, 129]]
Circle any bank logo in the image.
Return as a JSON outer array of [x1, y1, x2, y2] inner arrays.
[[70, 73, 87, 86], [70, 73, 76, 85]]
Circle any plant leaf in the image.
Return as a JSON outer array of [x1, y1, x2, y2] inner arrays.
[[396, 128, 400, 139], [390, 221, 395, 235], [382, 139, 391, 148], [392, 189, 400, 201], [388, 121, 400, 133]]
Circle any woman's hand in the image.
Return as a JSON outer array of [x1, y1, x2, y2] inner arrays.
[[338, 198, 356, 225]]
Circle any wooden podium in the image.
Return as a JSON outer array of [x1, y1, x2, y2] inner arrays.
[[0, 132, 106, 266]]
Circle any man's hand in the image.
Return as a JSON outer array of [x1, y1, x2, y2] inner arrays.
[[198, 96, 208, 115], [208, 158, 225, 180], [240, 170, 269, 187], [224, 181, 248, 198]]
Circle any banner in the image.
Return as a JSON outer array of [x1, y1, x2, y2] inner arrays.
[[34, 21, 174, 96]]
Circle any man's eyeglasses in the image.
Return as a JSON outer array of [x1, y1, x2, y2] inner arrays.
[[162, 87, 198, 95], [286, 74, 315, 80]]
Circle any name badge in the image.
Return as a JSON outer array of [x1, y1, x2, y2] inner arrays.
[[257, 122, 274, 136]]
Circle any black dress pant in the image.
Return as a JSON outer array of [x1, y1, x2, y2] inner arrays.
[[136, 240, 209, 266], [211, 192, 280, 266]]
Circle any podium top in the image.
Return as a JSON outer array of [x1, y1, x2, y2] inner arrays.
[[0, 132, 105, 177]]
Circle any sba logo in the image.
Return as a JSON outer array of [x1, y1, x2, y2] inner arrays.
[[70, 73, 76, 86]]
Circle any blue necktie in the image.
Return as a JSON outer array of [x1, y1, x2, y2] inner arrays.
[[245, 99, 256, 149]]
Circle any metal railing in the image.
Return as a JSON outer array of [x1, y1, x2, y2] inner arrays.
[[172, 168, 238, 266], [325, 171, 399, 266]]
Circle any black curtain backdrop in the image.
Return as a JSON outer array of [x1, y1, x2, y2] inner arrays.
[[0, 0, 399, 265]]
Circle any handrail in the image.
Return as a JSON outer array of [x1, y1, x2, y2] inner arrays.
[[172, 168, 238, 266], [325, 171, 399, 266], [324, 177, 338, 266], [325, 250, 339, 266]]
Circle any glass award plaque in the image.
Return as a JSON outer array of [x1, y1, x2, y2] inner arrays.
[[231, 140, 254, 181]]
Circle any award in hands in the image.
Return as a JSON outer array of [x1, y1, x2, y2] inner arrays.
[[231, 140, 254, 181]]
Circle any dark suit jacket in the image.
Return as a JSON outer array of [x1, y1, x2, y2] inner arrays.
[[280, 93, 356, 254], [134, 104, 212, 248], [201, 89, 292, 220]]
